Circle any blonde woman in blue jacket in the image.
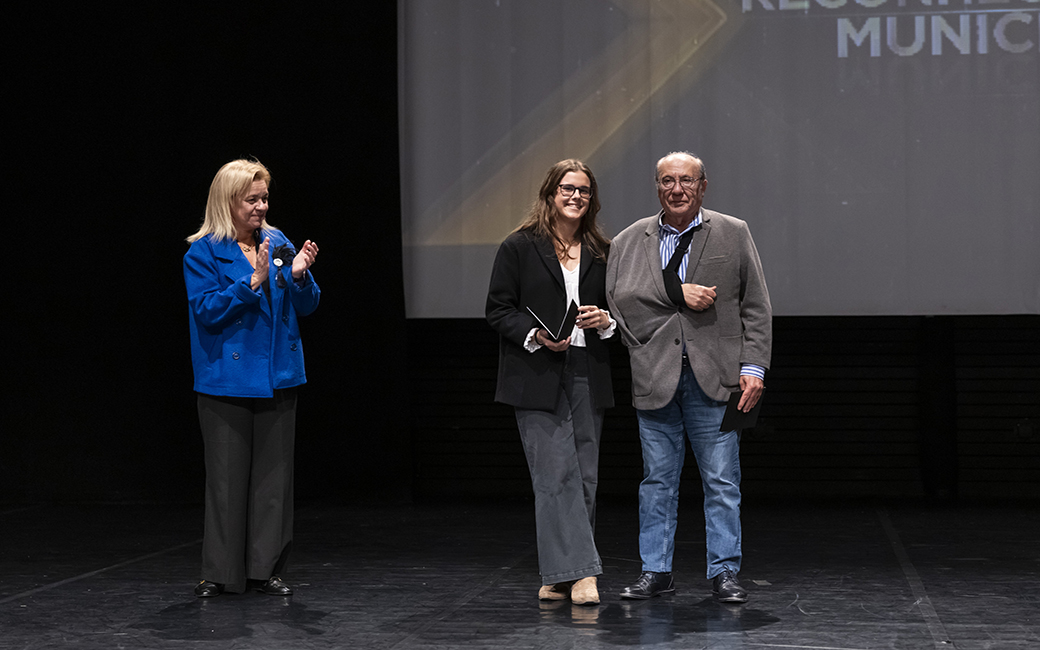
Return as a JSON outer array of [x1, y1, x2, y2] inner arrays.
[[184, 159, 319, 598]]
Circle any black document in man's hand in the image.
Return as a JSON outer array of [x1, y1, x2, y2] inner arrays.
[[527, 300, 580, 342], [720, 391, 763, 432]]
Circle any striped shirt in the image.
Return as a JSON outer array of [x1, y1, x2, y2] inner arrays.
[[659, 212, 765, 381]]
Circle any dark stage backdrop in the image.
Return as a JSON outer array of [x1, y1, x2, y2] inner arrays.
[[408, 316, 1040, 502], [4, 4, 1037, 506], [6, 4, 407, 503]]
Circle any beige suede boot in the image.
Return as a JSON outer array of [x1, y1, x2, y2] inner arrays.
[[570, 577, 600, 605], [538, 582, 571, 600]]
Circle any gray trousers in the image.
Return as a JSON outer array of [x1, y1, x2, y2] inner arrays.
[[197, 389, 296, 594], [515, 347, 604, 585]]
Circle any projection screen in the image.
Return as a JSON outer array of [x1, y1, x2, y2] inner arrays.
[[399, 0, 1039, 318]]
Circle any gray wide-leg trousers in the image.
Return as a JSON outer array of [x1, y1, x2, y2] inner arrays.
[[515, 347, 603, 585]]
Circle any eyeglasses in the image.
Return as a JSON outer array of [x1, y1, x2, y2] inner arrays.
[[558, 184, 593, 199], [658, 176, 703, 190]]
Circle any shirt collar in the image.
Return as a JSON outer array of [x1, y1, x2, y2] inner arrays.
[[658, 208, 703, 236]]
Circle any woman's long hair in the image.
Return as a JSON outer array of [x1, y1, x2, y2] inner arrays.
[[512, 159, 610, 262], [187, 159, 274, 243]]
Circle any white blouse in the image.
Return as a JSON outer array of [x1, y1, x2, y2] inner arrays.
[[561, 262, 585, 347]]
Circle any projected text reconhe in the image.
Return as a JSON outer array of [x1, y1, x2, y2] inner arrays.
[[743, 0, 1039, 57]]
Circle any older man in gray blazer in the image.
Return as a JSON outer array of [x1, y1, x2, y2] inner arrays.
[[606, 152, 772, 603]]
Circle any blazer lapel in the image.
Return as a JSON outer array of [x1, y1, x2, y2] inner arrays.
[[579, 243, 592, 281], [215, 236, 272, 319], [534, 234, 565, 292], [641, 213, 672, 304], [214, 238, 254, 282], [683, 214, 711, 283]]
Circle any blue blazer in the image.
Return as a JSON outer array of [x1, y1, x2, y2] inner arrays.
[[184, 230, 320, 398]]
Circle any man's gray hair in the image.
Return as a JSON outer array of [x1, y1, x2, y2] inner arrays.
[[655, 151, 707, 183]]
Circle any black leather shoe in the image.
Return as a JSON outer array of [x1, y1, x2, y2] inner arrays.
[[620, 571, 674, 599], [193, 580, 223, 598], [259, 576, 293, 596], [712, 569, 748, 603]]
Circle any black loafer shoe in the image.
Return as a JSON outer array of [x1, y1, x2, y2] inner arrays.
[[194, 580, 223, 598], [620, 571, 675, 599], [712, 569, 748, 603], [259, 576, 293, 596]]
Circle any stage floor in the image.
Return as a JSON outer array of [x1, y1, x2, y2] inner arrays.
[[1, 498, 1037, 649]]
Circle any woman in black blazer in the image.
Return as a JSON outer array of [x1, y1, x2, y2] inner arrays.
[[486, 159, 615, 605]]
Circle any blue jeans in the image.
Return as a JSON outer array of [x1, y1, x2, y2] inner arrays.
[[636, 364, 742, 579]]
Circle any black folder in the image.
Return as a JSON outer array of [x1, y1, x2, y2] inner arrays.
[[720, 391, 763, 431], [526, 300, 580, 342]]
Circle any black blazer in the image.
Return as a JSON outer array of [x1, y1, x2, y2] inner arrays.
[[486, 229, 614, 411]]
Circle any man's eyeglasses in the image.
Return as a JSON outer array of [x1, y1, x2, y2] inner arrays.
[[658, 176, 703, 190], [558, 184, 593, 199]]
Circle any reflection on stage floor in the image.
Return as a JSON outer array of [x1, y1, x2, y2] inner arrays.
[[1, 499, 1037, 649]]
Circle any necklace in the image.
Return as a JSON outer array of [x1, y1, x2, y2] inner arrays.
[[238, 241, 254, 252]]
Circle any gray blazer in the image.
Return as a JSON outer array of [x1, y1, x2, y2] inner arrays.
[[606, 209, 772, 410]]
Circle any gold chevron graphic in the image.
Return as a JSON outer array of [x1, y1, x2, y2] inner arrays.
[[405, 0, 739, 247]]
